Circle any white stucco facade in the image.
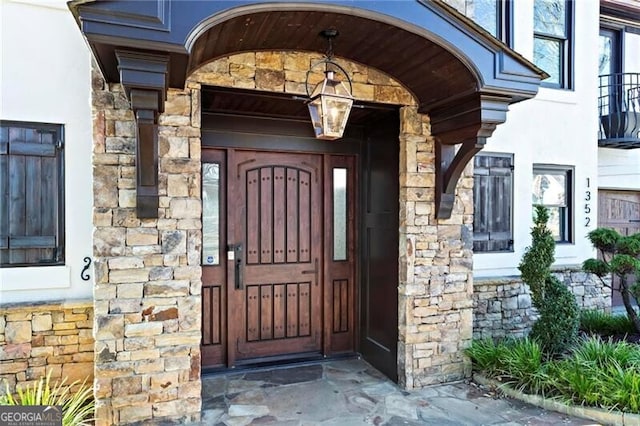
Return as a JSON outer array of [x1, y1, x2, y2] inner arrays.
[[473, 0, 601, 277], [0, 0, 93, 303]]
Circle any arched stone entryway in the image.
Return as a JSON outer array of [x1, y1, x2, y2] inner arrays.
[[72, 1, 545, 424]]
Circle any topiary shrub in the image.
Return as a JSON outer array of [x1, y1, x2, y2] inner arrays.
[[583, 228, 640, 333], [518, 206, 555, 307], [530, 276, 580, 354], [519, 205, 579, 356]]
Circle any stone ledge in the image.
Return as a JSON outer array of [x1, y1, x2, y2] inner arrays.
[[1, 299, 93, 313], [473, 265, 587, 285], [473, 373, 640, 426]]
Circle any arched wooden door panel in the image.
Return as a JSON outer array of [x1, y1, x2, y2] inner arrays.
[[229, 151, 323, 362]]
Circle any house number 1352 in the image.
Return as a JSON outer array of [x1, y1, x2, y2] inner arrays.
[[585, 178, 592, 227]]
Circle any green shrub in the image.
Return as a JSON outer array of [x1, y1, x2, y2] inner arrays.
[[571, 336, 640, 369], [519, 206, 579, 355], [581, 259, 609, 277], [465, 338, 506, 376], [586, 228, 620, 252], [583, 228, 640, 334], [466, 338, 550, 394], [499, 338, 551, 395], [550, 359, 601, 406], [580, 310, 635, 335], [602, 362, 640, 412], [0, 372, 94, 426], [469, 336, 640, 414], [518, 206, 555, 307], [530, 276, 580, 355]]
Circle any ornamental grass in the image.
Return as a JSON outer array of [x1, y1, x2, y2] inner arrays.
[[0, 371, 94, 426], [467, 336, 640, 413]]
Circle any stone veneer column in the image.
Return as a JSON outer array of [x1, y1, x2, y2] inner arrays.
[[92, 64, 202, 424], [397, 107, 474, 388]]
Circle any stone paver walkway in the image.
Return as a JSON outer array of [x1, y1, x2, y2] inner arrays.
[[199, 359, 597, 425]]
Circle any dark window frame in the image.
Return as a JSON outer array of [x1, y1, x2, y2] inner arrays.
[[473, 152, 515, 254], [0, 120, 65, 267], [532, 164, 574, 244], [599, 25, 624, 76], [499, 0, 514, 47], [533, 0, 574, 89], [454, 0, 514, 46]]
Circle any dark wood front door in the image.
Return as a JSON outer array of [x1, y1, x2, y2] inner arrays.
[[229, 150, 323, 362], [201, 144, 358, 369]]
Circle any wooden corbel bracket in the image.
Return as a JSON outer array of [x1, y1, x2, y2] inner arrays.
[[115, 51, 169, 218], [429, 93, 512, 219]]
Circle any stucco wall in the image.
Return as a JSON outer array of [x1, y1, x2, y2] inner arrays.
[[0, 0, 93, 303], [470, 0, 601, 277]]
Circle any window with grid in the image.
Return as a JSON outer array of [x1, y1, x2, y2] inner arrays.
[[0, 121, 65, 266], [532, 166, 573, 243], [533, 0, 573, 88], [445, 0, 513, 45], [473, 154, 514, 252]]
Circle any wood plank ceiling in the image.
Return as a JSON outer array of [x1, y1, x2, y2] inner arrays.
[[189, 10, 477, 111]]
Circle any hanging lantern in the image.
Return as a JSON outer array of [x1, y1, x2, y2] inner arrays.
[[306, 30, 354, 140], [307, 70, 354, 140]]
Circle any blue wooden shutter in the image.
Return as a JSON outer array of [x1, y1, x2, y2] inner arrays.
[[473, 154, 513, 252]]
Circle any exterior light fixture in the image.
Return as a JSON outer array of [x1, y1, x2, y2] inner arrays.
[[306, 29, 354, 140]]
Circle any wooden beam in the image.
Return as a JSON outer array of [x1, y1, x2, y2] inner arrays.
[[115, 51, 169, 218], [431, 93, 511, 219]]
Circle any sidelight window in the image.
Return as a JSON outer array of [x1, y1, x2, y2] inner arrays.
[[0, 121, 65, 266], [333, 168, 348, 261], [202, 163, 220, 265]]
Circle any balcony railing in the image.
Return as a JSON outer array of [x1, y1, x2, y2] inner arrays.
[[598, 72, 640, 149]]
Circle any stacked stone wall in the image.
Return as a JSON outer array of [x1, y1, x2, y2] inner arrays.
[[0, 301, 94, 395], [92, 67, 202, 425], [397, 109, 474, 388], [473, 267, 611, 340]]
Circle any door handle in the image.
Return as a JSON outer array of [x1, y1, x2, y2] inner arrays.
[[228, 244, 244, 290]]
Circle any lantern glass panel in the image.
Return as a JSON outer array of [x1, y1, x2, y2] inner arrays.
[[307, 97, 323, 137], [306, 70, 353, 140], [321, 95, 353, 138]]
